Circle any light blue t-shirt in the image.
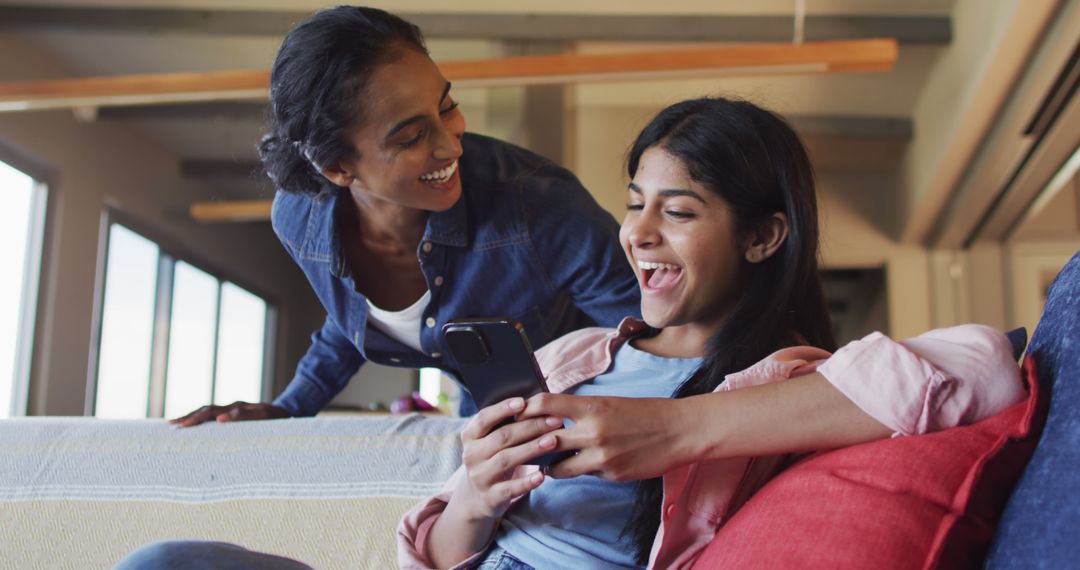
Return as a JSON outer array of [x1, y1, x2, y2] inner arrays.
[[494, 341, 703, 569]]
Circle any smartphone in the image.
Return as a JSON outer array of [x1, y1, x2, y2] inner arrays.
[[442, 317, 572, 467]]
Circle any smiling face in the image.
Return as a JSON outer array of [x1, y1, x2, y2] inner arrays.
[[620, 146, 748, 337], [326, 45, 466, 212]]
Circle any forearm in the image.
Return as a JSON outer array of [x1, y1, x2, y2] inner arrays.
[[275, 319, 365, 416], [424, 496, 501, 570], [683, 373, 891, 462]]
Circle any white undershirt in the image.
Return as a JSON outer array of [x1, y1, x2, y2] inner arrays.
[[365, 290, 431, 352]]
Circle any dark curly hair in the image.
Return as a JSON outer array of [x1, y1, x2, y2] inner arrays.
[[257, 6, 427, 194]]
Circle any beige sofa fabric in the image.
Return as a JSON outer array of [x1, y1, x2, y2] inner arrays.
[[0, 415, 466, 569]]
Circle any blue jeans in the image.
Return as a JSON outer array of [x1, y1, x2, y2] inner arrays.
[[476, 546, 536, 570], [113, 541, 313, 570]]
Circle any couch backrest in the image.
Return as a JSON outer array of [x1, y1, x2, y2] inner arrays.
[[985, 249, 1080, 569]]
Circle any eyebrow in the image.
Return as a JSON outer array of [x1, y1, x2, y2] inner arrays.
[[384, 82, 453, 141], [627, 182, 707, 204]]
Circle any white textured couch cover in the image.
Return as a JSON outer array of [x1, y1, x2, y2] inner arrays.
[[0, 415, 466, 569]]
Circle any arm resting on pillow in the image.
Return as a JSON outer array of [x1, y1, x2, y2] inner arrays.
[[692, 323, 1026, 460], [527, 324, 1025, 481]]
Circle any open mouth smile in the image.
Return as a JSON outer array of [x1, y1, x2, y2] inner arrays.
[[419, 160, 458, 184], [637, 260, 684, 291]]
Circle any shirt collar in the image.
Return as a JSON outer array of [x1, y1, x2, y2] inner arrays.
[[616, 316, 653, 338], [422, 179, 469, 247], [307, 165, 473, 270]]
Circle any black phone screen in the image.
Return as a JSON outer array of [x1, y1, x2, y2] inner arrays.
[[442, 317, 571, 467]]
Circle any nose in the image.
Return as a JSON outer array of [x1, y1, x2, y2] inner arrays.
[[624, 207, 660, 250], [432, 112, 465, 161]]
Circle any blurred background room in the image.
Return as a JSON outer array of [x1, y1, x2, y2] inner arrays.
[[0, 0, 1076, 419]]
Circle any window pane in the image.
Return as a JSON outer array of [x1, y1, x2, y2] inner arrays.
[[163, 262, 219, 419], [0, 161, 41, 418], [419, 368, 442, 407], [95, 225, 159, 418], [213, 282, 266, 405]]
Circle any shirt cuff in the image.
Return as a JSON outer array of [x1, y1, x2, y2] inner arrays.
[[817, 331, 947, 436]]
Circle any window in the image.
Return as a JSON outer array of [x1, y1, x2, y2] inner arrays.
[[94, 225, 159, 418], [213, 283, 267, 406], [0, 160, 47, 418], [418, 367, 443, 408], [93, 223, 272, 419], [162, 261, 218, 419]]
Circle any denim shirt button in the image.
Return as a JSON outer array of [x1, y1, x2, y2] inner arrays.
[[425, 317, 436, 328], [421, 241, 433, 253], [431, 352, 442, 358], [390, 357, 402, 363], [434, 275, 444, 286]]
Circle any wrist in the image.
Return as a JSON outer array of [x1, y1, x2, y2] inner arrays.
[[449, 475, 503, 523], [664, 397, 704, 465], [676, 393, 729, 463]]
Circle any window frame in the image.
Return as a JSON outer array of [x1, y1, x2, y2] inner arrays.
[[86, 209, 278, 418], [0, 143, 50, 418]]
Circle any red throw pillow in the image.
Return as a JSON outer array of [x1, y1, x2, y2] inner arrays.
[[693, 356, 1047, 570]]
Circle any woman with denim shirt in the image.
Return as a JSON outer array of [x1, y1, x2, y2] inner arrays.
[[171, 6, 640, 426]]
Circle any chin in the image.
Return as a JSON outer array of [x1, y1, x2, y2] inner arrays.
[[640, 308, 675, 329], [428, 188, 462, 212]]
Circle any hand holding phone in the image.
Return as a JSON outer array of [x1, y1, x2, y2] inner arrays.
[[443, 318, 572, 467]]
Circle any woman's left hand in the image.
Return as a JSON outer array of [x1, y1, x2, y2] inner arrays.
[[520, 393, 701, 480]]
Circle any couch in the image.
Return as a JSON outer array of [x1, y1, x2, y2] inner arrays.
[[2, 252, 1077, 569], [1, 414, 468, 569]]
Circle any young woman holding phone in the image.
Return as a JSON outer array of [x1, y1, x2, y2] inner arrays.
[[399, 97, 1023, 569]]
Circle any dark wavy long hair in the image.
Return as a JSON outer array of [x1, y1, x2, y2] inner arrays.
[[622, 97, 836, 563], [257, 6, 427, 194]]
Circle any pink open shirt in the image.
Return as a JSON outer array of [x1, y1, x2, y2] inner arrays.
[[397, 319, 1024, 569]]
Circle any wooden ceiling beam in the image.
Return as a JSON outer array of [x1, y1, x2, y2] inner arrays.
[[0, 39, 897, 112], [189, 200, 272, 224], [0, 6, 950, 43], [187, 112, 912, 224], [0, 69, 269, 111]]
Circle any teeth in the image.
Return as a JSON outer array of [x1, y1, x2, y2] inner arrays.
[[419, 160, 458, 183], [637, 261, 677, 271]]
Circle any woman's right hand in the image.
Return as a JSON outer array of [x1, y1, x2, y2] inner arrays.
[[453, 396, 564, 520], [169, 402, 290, 427]]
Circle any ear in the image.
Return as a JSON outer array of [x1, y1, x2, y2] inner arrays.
[[319, 161, 356, 188], [743, 212, 789, 264]]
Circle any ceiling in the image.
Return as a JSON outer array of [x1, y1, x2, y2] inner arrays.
[[0, 1, 943, 189]]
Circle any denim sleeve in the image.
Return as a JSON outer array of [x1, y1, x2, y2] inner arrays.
[[525, 167, 642, 327], [272, 316, 365, 417]]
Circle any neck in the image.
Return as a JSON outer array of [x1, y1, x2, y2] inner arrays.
[[347, 191, 429, 251], [633, 323, 715, 359]]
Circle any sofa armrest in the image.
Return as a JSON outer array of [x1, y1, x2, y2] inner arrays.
[[0, 414, 465, 569]]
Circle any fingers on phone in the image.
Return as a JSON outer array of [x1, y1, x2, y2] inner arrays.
[[486, 470, 544, 506], [464, 397, 526, 440], [484, 428, 561, 478], [495, 416, 562, 453], [544, 452, 592, 479]]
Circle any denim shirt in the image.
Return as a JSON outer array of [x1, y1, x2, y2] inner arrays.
[[270, 132, 641, 416]]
